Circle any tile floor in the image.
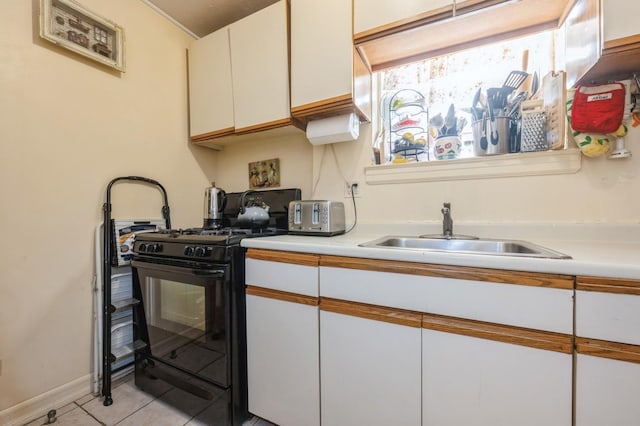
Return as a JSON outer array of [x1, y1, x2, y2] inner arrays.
[[22, 374, 275, 426]]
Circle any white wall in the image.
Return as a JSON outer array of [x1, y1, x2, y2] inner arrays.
[[0, 0, 218, 413], [215, 110, 640, 227], [213, 132, 313, 193], [309, 122, 640, 224]]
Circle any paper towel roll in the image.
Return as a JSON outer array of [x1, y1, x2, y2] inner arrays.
[[306, 113, 360, 145]]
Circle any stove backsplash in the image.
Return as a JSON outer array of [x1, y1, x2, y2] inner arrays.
[[222, 188, 301, 230]]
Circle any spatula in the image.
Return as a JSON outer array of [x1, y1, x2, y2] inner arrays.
[[502, 70, 528, 92]]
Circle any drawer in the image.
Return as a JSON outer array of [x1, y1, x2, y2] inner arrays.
[[246, 249, 319, 297], [576, 290, 640, 345], [319, 257, 574, 334]]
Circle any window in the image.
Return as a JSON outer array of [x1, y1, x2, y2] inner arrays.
[[364, 28, 582, 184], [376, 29, 563, 164]]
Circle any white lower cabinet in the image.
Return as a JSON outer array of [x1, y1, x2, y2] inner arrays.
[[422, 328, 573, 426], [574, 277, 640, 426], [575, 354, 640, 426], [245, 249, 320, 426], [246, 292, 320, 426], [320, 300, 422, 426]]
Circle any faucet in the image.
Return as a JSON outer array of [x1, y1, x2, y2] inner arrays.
[[442, 202, 453, 239]]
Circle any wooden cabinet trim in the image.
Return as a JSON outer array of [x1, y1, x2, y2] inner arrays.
[[355, 0, 567, 72], [247, 285, 319, 306], [603, 34, 640, 54], [320, 255, 574, 289], [423, 313, 574, 354], [576, 276, 640, 295], [320, 297, 422, 328], [290, 94, 355, 123], [576, 337, 640, 364], [354, 4, 453, 45], [191, 127, 235, 143], [247, 249, 319, 267], [234, 118, 299, 135]]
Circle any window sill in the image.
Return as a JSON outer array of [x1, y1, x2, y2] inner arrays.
[[364, 149, 582, 184]]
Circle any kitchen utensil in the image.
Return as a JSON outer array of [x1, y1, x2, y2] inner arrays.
[[520, 99, 547, 152], [472, 116, 510, 155], [471, 87, 483, 120], [502, 70, 528, 92], [487, 88, 501, 145], [237, 190, 270, 228], [541, 70, 566, 149], [530, 71, 539, 99], [203, 182, 227, 229]]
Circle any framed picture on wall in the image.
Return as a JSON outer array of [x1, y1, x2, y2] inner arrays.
[[40, 0, 125, 72], [248, 158, 280, 189]]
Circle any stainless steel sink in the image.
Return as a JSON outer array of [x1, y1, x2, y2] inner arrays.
[[359, 236, 571, 259]]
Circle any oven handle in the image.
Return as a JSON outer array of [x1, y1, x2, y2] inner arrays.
[[131, 260, 227, 278]]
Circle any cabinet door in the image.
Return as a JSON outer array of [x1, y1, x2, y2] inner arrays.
[[246, 290, 320, 426], [229, 1, 290, 132], [575, 353, 640, 426], [320, 300, 422, 426], [290, 0, 352, 108], [602, 0, 640, 42], [188, 27, 234, 140], [574, 277, 640, 425], [354, 0, 452, 36], [422, 324, 572, 426]]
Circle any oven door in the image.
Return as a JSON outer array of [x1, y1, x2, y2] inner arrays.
[[132, 259, 230, 390]]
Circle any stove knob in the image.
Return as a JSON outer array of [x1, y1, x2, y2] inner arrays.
[[138, 243, 147, 252], [147, 243, 162, 253], [184, 246, 194, 256], [194, 246, 206, 257]]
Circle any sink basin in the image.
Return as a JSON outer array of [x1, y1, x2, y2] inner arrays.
[[359, 236, 571, 259]]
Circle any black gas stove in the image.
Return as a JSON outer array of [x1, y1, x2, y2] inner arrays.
[[134, 226, 286, 262], [130, 188, 300, 425]]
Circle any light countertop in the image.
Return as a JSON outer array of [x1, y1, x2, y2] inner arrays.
[[242, 223, 640, 279]]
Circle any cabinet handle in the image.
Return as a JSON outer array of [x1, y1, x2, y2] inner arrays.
[[576, 337, 640, 364], [577, 276, 640, 295], [320, 297, 422, 328], [247, 286, 319, 306], [422, 312, 573, 354], [246, 249, 319, 266]]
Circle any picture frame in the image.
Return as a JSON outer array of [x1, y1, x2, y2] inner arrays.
[[248, 158, 280, 189], [40, 0, 125, 72]]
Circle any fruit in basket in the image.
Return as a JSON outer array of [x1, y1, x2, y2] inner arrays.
[[392, 117, 419, 130], [415, 137, 427, 146], [402, 132, 415, 143]]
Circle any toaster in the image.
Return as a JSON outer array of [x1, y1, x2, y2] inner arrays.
[[288, 200, 346, 236]]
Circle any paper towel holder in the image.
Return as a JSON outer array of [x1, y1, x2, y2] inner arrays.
[[305, 113, 360, 145]]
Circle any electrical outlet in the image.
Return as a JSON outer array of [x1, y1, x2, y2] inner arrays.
[[344, 181, 361, 198]]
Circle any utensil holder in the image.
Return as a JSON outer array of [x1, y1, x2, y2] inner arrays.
[[472, 116, 510, 156]]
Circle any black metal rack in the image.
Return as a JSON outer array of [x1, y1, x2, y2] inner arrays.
[[101, 176, 171, 406]]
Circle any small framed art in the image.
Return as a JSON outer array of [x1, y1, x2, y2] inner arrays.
[[40, 0, 125, 72], [248, 158, 280, 189]]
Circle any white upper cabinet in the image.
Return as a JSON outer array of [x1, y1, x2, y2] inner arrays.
[[188, 27, 234, 141], [566, 0, 640, 85], [354, 0, 452, 37], [290, 0, 371, 124], [602, 0, 640, 42], [188, 0, 299, 146], [229, 0, 291, 132]]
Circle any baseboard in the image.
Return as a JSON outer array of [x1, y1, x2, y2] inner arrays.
[[0, 374, 92, 426]]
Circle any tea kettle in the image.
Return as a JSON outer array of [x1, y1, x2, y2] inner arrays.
[[237, 190, 270, 228], [203, 182, 227, 229]]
